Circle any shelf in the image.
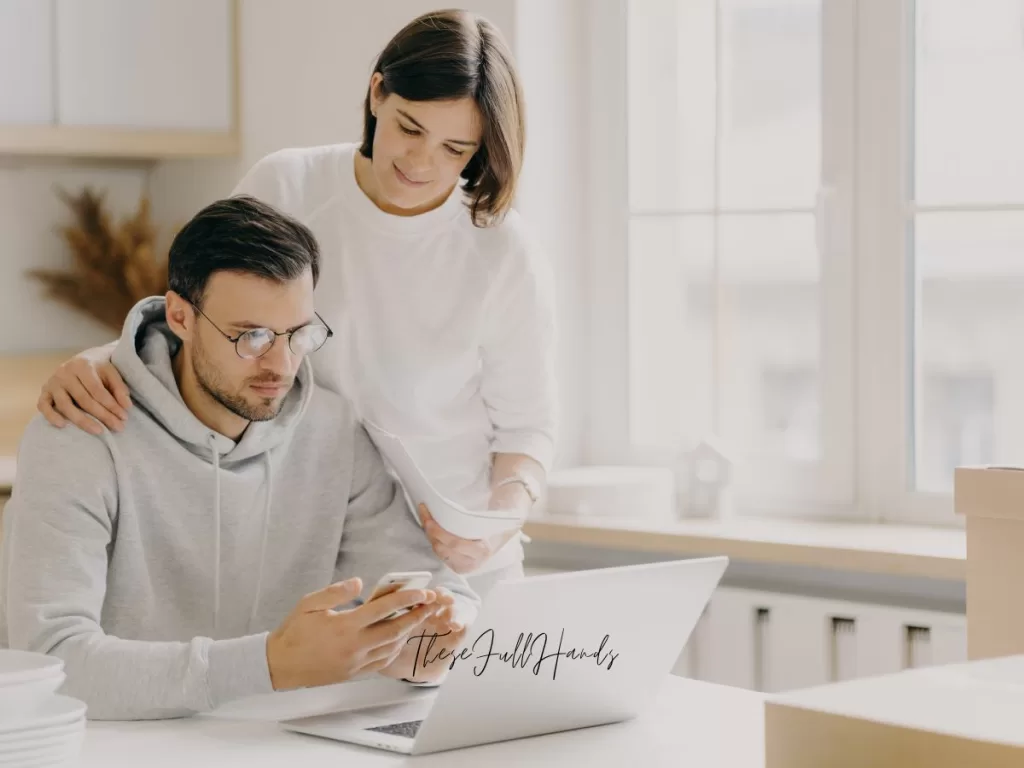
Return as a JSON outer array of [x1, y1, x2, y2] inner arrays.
[[0, 124, 239, 160]]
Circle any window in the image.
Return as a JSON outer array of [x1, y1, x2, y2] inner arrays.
[[589, 0, 1022, 523], [761, 365, 819, 463], [919, 372, 995, 493], [911, 0, 1024, 494], [592, 0, 853, 516]]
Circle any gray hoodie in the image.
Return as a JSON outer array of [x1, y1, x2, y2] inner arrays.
[[0, 297, 479, 720]]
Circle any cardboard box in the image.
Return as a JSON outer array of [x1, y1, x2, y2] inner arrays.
[[954, 466, 1024, 660], [765, 655, 1024, 767]]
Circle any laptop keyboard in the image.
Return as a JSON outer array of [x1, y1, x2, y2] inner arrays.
[[365, 719, 424, 740]]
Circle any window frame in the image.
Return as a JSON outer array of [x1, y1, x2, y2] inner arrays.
[[587, 0, 967, 526], [857, 0, 960, 526]]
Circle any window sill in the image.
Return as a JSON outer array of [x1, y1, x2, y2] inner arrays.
[[522, 513, 966, 582]]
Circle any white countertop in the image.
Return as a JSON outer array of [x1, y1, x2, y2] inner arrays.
[[79, 676, 765, 767], [524, 513, 966, 581]]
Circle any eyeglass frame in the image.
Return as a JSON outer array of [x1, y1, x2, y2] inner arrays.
[[188, 301, 334, 359]]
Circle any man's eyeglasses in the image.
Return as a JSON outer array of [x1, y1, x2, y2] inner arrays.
[[190, 303, 334, 360]]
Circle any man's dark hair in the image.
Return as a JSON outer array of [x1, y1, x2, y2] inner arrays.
[[168, 195, 320, 307]]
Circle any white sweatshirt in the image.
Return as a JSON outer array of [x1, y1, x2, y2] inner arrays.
[[231, 143, 558, 573]]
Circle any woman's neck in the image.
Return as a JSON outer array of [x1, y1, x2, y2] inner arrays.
[[353, 152, 453, 217]]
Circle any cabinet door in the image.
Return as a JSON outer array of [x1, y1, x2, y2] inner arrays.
[[0, 0, 55, 124], [55, 0, 233, 131]]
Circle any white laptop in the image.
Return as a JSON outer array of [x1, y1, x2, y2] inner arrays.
[[279, 556, 729, 755]]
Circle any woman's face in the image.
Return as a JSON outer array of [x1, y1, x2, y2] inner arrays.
[[366, 73, 483, 213]]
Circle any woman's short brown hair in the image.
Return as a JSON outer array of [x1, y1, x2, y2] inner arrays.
[[359, 9, 525, 228]]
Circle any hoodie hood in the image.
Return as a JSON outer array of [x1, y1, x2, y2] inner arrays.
[[110, 296, 315, 635], [112, 296, 315, 463]]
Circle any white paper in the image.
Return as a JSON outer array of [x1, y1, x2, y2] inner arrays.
[[363, 420, 525, 540]]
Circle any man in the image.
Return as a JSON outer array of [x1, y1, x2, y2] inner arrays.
[[0, 196, 478, 720]]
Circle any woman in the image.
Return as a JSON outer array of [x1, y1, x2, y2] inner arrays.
[[35, 9, 557, 599]]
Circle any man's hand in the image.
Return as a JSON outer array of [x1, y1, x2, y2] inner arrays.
[[418, 505, 519, 575], [378, 588, 470, 684], [266, 578, 442, 691]]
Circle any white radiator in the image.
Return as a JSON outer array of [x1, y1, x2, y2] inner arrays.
[[673, 586, 967, 692], [522, 566, 967, 692]]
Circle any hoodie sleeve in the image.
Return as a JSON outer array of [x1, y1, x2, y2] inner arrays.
[[335, 423, 481, 627], [0, 418, 273, 721]]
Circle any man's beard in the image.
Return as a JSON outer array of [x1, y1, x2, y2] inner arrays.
[[192, 334, 289, 423]]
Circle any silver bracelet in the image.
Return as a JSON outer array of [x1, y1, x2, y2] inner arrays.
[[495, 474, 539, 505]]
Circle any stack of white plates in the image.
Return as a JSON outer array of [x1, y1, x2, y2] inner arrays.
[[0, 651, 86, 766]]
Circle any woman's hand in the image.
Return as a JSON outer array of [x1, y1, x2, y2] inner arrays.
[[38, 345, 131, 436], [418, 503, 521, 575]]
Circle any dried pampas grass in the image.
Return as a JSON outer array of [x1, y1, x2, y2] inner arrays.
[[27, 186, 169, 333]]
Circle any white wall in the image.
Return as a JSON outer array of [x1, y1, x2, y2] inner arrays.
[[514, 0, 589, 467], [0, 159, 147, 353]]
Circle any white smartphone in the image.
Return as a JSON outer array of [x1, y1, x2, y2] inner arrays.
[[367, 570, 433, 620]]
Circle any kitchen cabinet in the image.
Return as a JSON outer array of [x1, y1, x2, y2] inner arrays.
[[0, 0, 54, 125], [0, 0, 238, 159]]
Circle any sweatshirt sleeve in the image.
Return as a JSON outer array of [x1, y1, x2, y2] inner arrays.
[[479, 223, 560, 473], [0, 419, 273, 721], [335, 423, 481, 628]]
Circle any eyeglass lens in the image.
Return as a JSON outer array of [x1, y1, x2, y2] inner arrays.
[[236, 325, 329, 359]]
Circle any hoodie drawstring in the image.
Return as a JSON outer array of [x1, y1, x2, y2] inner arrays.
[[210, 437, 222, 636], [208, 435, 274, 637], [248, 451, 274, 634]]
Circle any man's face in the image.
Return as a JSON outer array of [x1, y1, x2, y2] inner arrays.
[[187, 270, 316, 422]]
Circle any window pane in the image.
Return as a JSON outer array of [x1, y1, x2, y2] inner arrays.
[[627, 214, 820, 463], [914, 212, 1024, 492], [719, 0, 822, 209], [719, 214, 820, 461], [627, 0, 820, 212], [628, 216, 715, 449], [914, 0, 1024, 204], [627, 0, 716, 211]]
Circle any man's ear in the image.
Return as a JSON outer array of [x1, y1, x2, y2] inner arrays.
[[164, 291, 193, 341]]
